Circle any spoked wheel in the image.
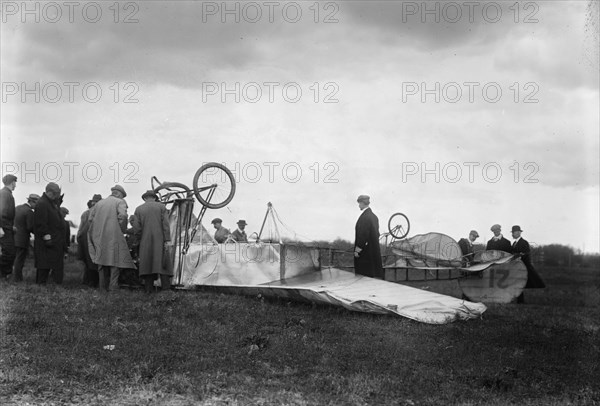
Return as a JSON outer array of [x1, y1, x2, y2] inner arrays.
[[388, 212, 410, 239], [153, 182, 193, 203], [192, 163, 236, 209]]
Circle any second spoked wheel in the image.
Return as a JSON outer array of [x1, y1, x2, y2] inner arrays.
[[192, 162, 236, 209], [388, 212, 410, 239]]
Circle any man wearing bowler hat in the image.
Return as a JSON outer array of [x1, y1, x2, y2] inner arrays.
[[231, 220, 248, 242], [12, 193, 40, 281], [458, 230, 479, 266], [486, 224, 512, 252], [88, 185, 135, 292], [211, 218, 230, 243], [511, 225, 545, 303], [133, 190, 172, 293], [353, 195, 383, 279]]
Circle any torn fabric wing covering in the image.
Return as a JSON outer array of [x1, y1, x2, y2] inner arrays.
[[174, 242, 486, 324], [389, 232, 464, 268]]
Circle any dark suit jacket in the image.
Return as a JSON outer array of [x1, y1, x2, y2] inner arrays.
[[14, 203, 34, 248], [458, 238, 474, 264], [512, 237, 545, 288], [33, 193, 66, 269], [0, 186, 15, 229], [354, 207, 383, 278], [486, 236, 512, 252], [231, 229, 247, 242]]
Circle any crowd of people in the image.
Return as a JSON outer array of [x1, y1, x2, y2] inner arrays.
[[0, 175, 173, 293], [352, 195, 545, 303], [0, 173, 545, 302], [0, 174, 254, 293]]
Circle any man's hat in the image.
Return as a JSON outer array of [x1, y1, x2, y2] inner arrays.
[[237, 220, 247, 226], [357, 194, 370, 204], [45, 182, 61, 194], [511, 225, 523, 232], [490, 224, 501, 232], [27, 193, 40, 202], [141, 190, 158, 200], [111, 185, 127, 198], [211, 218, 222, 224], [2, 174, 17, 185], [92, 194, 102, 202], [469, 230, 479, 238]]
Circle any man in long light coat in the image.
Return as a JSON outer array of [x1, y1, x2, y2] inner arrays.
[[88, 185, 135, 292], [133, 190, 171, 292]]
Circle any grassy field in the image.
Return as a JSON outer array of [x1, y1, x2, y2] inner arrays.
[[1, 256, 599, 405]]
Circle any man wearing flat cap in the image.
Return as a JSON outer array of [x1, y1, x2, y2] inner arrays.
[[77, 194, 102, 287], [353, 195, 383, 279], [486, 224, 512, 253], [33, 182, 67, 284], [12, 194, 40, 281], [133, 190, 172, 293], [88, 185, 135, 291], [511, 225, 545, 303], [0, 174, 18, 280], [211, 218, 230, 243], [458, 230, 479, 266], [231, 220, 248, 243]]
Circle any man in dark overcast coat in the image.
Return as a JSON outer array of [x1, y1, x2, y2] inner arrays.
[[0, 174, 18, 280], [33, 183, 66, 284], [13, 193, 40, 281], [511, 225, 545, 303], [133, 190, 172, 292], [486, 224, 512, 252], [354, 195, 383, 279]]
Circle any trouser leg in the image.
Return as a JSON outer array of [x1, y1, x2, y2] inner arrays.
[[109, 266, 120, 291], [160, 274, 171, 291], [13, 246, 28, 282], [89, 265, 99, 288], [143, 275, 154, 293], [52, 263, 64, 285], [0, 228, 16, 277], [98, 266, 109, 291], [36, 268, 50, 284]]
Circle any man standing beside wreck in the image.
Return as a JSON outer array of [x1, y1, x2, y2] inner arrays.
[[353, 195, 383, 279], [88, 185, 135, 292]]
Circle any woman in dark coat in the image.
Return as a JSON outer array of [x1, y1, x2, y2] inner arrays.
[[33, 183, 66, 284]]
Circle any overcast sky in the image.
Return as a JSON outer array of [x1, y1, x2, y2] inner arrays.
[[1, 0, 599, 252]]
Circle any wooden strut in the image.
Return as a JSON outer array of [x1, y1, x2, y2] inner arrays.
[[256, 202, 281, 243], [185, 187, 216, 254]]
